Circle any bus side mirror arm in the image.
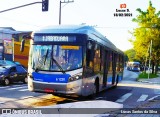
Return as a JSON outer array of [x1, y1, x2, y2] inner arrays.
[[20, 35, 32, 52], [20, 39, 25, 52]]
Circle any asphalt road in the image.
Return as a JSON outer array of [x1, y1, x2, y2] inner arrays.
[[95, 69, 160, 108], [0, 69, 160, 109], [0, 83, 44, 104]]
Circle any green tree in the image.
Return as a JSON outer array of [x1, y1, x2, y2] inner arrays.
[[124, 49, 139, 61], [131, 1, 160, 74]]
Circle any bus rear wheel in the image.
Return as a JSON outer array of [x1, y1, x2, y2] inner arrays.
[[115, 75, 119, 87], [94, 78, 99, 94]]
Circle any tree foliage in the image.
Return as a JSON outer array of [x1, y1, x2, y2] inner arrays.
[[124, 49, 136, 62], [131, 1, 160, 73]]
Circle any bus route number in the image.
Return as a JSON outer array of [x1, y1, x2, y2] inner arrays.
[[56, 78, 65, 82]]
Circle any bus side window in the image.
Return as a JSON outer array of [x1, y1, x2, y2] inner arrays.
[[85, 40, 95, 76], [108, 52, 112, 74], [86, 41, 94, 67], [93, 44, 101, 73]]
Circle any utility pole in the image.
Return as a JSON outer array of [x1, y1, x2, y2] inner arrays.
[[59, 0, 74, 25], [144, 44, 150, 72], [148, 40, 152, 79]]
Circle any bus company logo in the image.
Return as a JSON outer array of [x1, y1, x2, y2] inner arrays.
[[114, 3, 132, 17]]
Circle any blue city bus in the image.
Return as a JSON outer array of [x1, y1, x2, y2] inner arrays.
[[27, 25, 124, 97]]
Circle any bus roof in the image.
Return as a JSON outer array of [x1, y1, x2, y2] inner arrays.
[[128, 62, 140, 64], [34, 25, 123, 54]]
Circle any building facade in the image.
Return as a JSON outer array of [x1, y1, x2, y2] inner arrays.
[[0, 27, 16, 60], [0, 27, 31, 67]]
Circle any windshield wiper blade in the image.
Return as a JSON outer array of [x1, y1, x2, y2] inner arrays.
[[44, 49, 49, 65], [35, 67, 39, 72], [52, 57, 65, 74]]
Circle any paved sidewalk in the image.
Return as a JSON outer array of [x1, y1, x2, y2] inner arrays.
[[138, 77, 160, 84]]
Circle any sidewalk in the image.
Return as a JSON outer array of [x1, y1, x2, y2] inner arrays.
[[138, 77, 160, 84]]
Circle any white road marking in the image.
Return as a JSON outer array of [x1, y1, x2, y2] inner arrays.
[[20, 96, 34, 99], [18, 89, 28, 91], [137, 94, 148, 102], [0, 86, 10, 88], [116, 93, 132, 103], [6, 86, 27, 90], [148, 95, 160, 101]]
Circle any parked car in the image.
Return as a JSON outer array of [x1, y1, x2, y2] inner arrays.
[[0, 64, 27, 85]]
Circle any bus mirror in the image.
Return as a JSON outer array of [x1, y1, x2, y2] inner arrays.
[[22, 35, 32, 39], [87, 41, 92, 50], [20, 39, 25, 52]]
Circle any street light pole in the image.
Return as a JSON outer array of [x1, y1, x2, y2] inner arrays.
[[59, 0, 74, 25], [148, 40, 152, 79], [59, 0, 62, 25]]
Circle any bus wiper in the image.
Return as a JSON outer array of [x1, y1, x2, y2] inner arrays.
[[35, 67, 39, 72], [51, 57, 65, 74], [44, 49, 49, 65]]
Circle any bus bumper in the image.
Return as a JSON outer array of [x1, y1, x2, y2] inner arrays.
[[28, 78, 82, 95]]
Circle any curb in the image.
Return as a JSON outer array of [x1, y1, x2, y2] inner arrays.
[[138, 80, 160, 84]]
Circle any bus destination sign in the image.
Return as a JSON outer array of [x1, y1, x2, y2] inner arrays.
[[42, 36, 68, 41], [34, 35, 76, 42]]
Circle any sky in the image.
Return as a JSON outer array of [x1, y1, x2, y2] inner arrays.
[[0, 0, 160, 51]]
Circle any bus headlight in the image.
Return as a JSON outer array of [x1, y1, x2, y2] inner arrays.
[[68, 75, 82, 82]]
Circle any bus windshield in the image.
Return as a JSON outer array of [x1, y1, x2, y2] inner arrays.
[[32, 45, 82, 71]]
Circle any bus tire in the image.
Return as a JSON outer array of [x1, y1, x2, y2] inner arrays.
[[115, 75, 119, 86], [95, 78, 99, 94]]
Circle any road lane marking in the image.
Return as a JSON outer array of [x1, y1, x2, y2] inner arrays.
[[137, 94, 148, 102], [116, 93, 132, 103], [20, 96, 34, 99], [19, 89, 28, 91], [0, 86, 10, 88], [0, 84, 27, 89], [6, 86, 27, 90], [10, 84, 27, 87], [148, 95, 160, 101]]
